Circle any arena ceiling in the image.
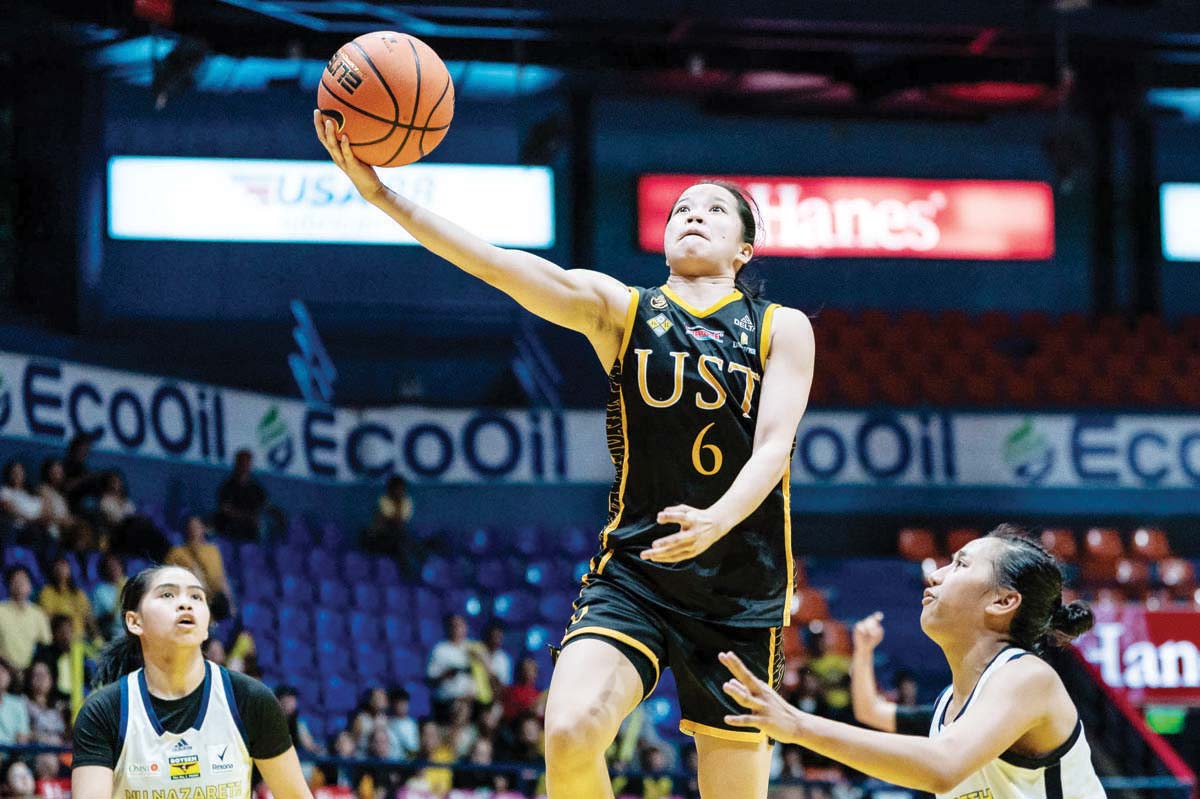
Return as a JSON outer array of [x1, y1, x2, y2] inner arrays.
[[7, 0, 1200, 115]]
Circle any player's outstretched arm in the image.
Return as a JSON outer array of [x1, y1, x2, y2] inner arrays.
[[642, 307, 814, 563], [720, 651, 1054, 794], [313, 111, 630, 365], [256, 747, 315, 799], [851, 612, 899, 732], [70, 766, 113, 799]]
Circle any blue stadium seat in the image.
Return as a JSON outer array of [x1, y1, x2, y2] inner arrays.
[[382, 585, 409, 611], [126, 557, 153, 577], [524, 625, 550, 652], [278, 605, 313, 637], [280, 573, 314, 605], [403, 683, 432, 719], [343, 552, 371, 583], [512, 525, 542, 557], [560, 525, 596, 559], [306, 549, 337, 579], [241, 572, 278, 603], [318, 522, 347, 551], [237, 543, 266, 568], [294, 677, 321, 710], [353, 583, 381, 611], [6, 548, 51, 587], [280, 637, 315, 671], [256, 637, 279, 672], [414, 587, 442, 616], [318, 578, 349, 609], [383, 615, 412, 646], [492, 591, 537, 624], [475, 557, 517, 591], [389, 646, 424, 682], [417, 617, 443, 648], [523, 560, 552, 588], [302, 715, 325, 744], [375, 558, 401, 586], [272, 546, 306, 577], [285, 517, 314, 548], [466, 527, 497, 556], [353, 642, 388, 681], [443, 588, 484, 620], [314, 608, 348, 641], [316, 638, 351, 674], [322, 674, 358, 715], [349, 611, 381, 641], [420, 556, 452, 587], [537, 591, 574, 623], [241, 602, 275, 636]]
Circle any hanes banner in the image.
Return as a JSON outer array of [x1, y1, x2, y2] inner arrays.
[[638, 174, 1055, 260]]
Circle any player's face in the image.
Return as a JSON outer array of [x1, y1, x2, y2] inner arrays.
[[919, 537, 1006, 637], [127, 567, 211, 649], [663, 184, 753, 275]]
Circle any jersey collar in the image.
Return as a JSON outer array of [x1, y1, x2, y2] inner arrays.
[[138, 660, 212, 736], [660, 285, 743, 318]]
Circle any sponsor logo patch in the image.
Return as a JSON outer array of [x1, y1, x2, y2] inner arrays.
[[169, 756, 200, 781], [208, 744, 236, 774], [734, 314, 755, 332], [647, 314, 673, 337], [685, 325, 724, 342], [650, 294, 668, 310]]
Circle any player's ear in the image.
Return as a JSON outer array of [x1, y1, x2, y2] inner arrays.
[[124, 609, 143, 637], [986, 588, 1022, 622], [734, 243, 754, 269]]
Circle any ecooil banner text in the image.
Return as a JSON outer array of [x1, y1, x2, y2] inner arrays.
[[3, 352, 1200, 487]]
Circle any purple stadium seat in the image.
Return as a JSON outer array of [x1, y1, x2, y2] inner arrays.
[[389, 646, 424, 682], [307, 549, 337, 579], [242, 572, 278, 603], [523, 560, 552, 588], [383, 615, 412, 645], [523, 625, 550, 652], [348, 611, 381, 641], [256, 637, 279, 672], [321, 675, 357, 715], [272, 546, 306, 577], [294, 678, 321, 710], [281, 573, 315, 605], [318, 521, 346, 550], [383, 585, 409, 611], [353, 642, 388, 680], [237, 543, 266, 568], [492, 591, 537, 624], [417, 617, 443, 648], [560, 525, 596, 559], [537, 591, 574, 623], [286, 517, 314, 548], [241, 602, 275, 636], [343, 552, 371, 583], [375, 558, 401, 586], [278, 605, 312, 636], [317, 638, 351, 674], [414, 587, 442, 616], [512, 526, 541, 557], [314, 608, 348, 641], [403, 683, 432, 718], [466, 527, 497, 556], [420, 556, 452, 587], [280, 637, 315, 671], [352, 584, 382, 612]]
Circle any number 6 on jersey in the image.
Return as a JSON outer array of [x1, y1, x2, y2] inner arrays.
[[692, 422, 724, 475]]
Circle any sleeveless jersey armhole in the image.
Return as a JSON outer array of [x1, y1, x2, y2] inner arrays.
[[117, 674, 130, 756], [760, 304, 781, 364], [613, 288, 641, 371], [219, 666, 250, 748]]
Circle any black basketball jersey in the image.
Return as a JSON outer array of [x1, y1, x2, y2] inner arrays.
[[591, 284, 794, 628]]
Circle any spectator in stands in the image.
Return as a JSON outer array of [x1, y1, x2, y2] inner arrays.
[[3, 759, 35, 799], [454, 738, 510, 793], [624, 745, 672, 799], [23, 661, 67, 746], [89, 554, 126, 641], [275, 685, 322, 758], [216, 449, 269, 541], [38, 459, 90, 552], [1, 461, 50, 559], [99, 472, 168, 561], [793, 666, 830, 718], [166, 517, 234, 620], [497, 712, 543, 765], [0, 567, 51, 671], [351, 688, 391, 754], [31, 615, 75, 700], [0, 662, 31, 746], [201, 638, 226, 665], [405, 720, 454, 796], [386, 688, 419, 760], [480, 620, 512, 688], [324, 731, 360, 790], [502, 656, 543, 723], [679, 746, 701, 799], [37, 558, 96, 641], [849, 612, 933, 735], [427, 614, 480, 720], [444, 697, 479, 759], [895, 669, 919, 708], [360, 727, 404, 795], [363, 475, 413, 558]]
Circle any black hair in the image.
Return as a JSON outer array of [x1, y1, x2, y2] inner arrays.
[[386, 475, 407, 492], [66, 433, 94, 459], [50, 614, 73, 634], [670, 180, 766, 299], [92, 564, 206, 687], [388, 687, 410, 704], [1, 460, 24, 489], [275, 684, 298, 699], [39, 458, 62, 486], [49, 558, 78, 592], [3, 566, 31, 588], [986, 524, 1094, 654]]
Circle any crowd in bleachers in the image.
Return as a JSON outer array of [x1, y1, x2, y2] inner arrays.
[[6, 435, 1196, 798]]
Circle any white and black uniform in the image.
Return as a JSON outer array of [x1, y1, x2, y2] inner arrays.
[[73, 661, 292, 799], [930, 648, 1106, 799]]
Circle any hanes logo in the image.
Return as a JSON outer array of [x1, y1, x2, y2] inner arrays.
[[685, 326, 724, 342]]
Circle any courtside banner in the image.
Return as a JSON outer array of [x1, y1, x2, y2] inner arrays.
[[1078, 606, 1200, 706], [637, 174, 1055, 260], [107, 156, 555, 248], [1162, 183, 1200, 262], [4, 351, 1200, 489]]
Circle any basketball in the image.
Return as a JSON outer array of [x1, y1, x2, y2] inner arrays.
[[317, 31, 455, 167]]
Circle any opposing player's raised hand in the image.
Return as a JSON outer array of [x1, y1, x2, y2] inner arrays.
[[853, 612, 886, 652], [719, 651, 802, 743], [641, 504, 726, 563], [312, 109, 386, 200]]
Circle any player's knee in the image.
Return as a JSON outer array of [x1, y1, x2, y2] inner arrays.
[[544, 707, 612, 762]]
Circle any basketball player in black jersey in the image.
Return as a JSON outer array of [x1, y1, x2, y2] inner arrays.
[[316, 112, 815, 798]]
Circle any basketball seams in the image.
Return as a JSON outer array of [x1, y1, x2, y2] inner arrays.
[[417, 74, 454, 157], [348, 41, 400, 124], [380, 38, 424, 167]]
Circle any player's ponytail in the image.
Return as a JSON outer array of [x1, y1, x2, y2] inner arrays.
[[92, 565, 166, 687], [987, 524, 1095, 654]]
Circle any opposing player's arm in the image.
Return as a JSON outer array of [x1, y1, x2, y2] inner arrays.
[[313, 112, 630, 364], [722, 652, 1053, 794], [70, 767, 114, 799], [255, 748, 314, 799], [850, 613, 898, 733]]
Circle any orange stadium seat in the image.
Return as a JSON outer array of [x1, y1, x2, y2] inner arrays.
[[1130, 527, 1171, 561], [1158, 558, 1197, 601], [1039, 528, 1078, 562], [945, 528, 980, 555], [1085, 527, 1124, 560], [790, 588, 830, 625], [1114, 558, 1151, 598], [898, 528, 939, 562]]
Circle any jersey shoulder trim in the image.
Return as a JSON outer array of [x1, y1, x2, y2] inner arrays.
[[614, 287, 641, 366], [218, 666, 250, 747], [760, 303, 782, 362], [118, 674, 130, 754]]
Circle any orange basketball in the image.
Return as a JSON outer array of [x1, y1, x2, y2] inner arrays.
[[317, 31, 455, 167]]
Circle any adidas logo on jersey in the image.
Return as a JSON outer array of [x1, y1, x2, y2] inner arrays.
[[169, 738, 193, 753]]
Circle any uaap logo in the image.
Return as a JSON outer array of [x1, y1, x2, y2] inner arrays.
[[257, 406, 294, 472], [1004, 418, 1054, 485], [0, 373, 10, 433]]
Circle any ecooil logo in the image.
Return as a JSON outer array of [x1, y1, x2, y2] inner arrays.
[[0, 373, 10, 432], [258, 405, 294, 471], [1004, 418, 1054, 484]]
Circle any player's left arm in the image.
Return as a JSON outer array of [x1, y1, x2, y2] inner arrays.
[[643, 308, 814, 563], [255, 748, 314, 799], [720, 651, 1054, 794]]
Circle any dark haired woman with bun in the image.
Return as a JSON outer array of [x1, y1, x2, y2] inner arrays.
[[71, 565, 312, 799], [720, 525, 1105, 799]]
